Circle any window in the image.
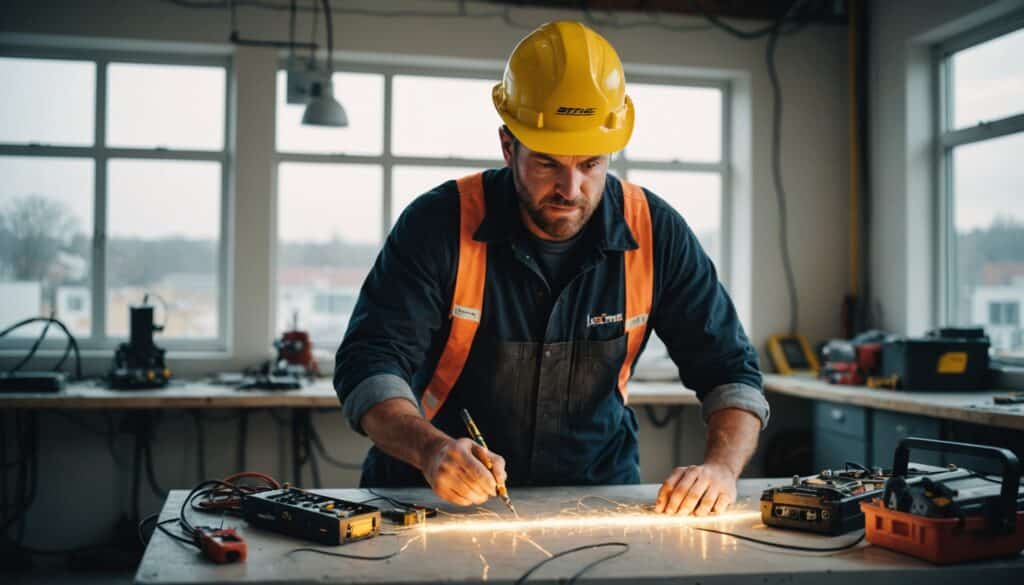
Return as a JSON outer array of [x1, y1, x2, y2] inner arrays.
[[938, 19, 1024, 362], [275, 63, 729, 353], [0, 52, 230, 349], [989, 302, 1020, 327]]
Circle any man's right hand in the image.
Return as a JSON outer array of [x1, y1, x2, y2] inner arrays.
[[422, 437, 507, 506]]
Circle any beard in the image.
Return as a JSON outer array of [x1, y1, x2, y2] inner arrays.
[[511, 164, 602, 241]]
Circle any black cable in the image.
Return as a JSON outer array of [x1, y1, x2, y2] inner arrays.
[[513, 542, 629, 585], [236, 410, 248, 471], [310, 0, 319, 59], [643, 405, 681, 428], [704, 0, 806, 334], [288, 0, 296, 55], [691, 526, 866, 552], [158, 0, 714, 33], [321, 0, 333, 75], [287, 546, 402, 561], [766, 16, 799, 335], [139, 513, 197, 548], [179, 479, 242, 536], [132, 421, 143, 525], [0, 411, 7, 528], [192, 412, 207, 481], [0, 316, 82, 379], [144, 433, 168, 499], [2, 412, 38, 535], [307, 419, 362, 470], [9, 314, 53, 373], [142, 292, 170, 331]]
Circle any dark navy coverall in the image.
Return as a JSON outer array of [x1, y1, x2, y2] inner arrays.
[[334, 167, 768, 487]]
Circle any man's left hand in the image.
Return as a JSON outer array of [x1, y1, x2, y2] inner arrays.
[[654, 462, 737, 516]]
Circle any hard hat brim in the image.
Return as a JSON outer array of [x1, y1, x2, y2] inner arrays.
[[495, 97, 635, 157]]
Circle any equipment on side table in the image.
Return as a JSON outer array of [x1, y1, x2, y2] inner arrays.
[[236, 313, 317, 391], [760, 462, 942, 535], [241, 486, 381, 545], [819, 330, 886, 386], [109, 300, 171, 389], [766, 334, 819, 375], [861, 437, 1024, 564], [878, 328, 990, 390], [273, 312, 319, 377]]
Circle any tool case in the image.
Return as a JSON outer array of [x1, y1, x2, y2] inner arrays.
[[879, 329, 990, 390], [861, 437, 1024, 564]]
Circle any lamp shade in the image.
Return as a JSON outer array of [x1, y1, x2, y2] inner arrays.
[[301, 78, 348, 127]]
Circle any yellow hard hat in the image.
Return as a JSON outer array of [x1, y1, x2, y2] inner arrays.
[[493, 21, 634, 156]]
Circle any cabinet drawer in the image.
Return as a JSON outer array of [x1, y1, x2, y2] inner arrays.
[[872, 411, 943, 469], [813, 430, 868, 473], [814, 401, 867, 440]]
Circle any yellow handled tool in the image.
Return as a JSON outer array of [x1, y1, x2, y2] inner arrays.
[[460, 408, 519, 518]]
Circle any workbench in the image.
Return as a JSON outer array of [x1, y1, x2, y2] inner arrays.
[[763, 373, 1024, 430], [135, 479, 1023, 585], [0, 379, 697, 409], [763, 373, 1024, 473]]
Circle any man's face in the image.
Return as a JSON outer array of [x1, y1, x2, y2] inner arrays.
[[499, 128, 609, 241]]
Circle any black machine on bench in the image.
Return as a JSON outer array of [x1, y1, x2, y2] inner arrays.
[[761, 463, 944, 535], [240, 486, 381, 545], [109, 302, 171, 389]]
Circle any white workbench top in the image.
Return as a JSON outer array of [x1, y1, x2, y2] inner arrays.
[[135, 481, 1023, 585], [763, 373, 1024, 430]]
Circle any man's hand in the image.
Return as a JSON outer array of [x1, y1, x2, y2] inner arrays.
[[422, 437, 507, 507], [653, 407, 760, 516], [654, 462, 737, 516]]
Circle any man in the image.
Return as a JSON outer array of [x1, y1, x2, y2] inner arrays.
[[335, 21, 769, 516]]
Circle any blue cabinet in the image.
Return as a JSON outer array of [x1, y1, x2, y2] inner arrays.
[[813, 401, 869, 472], [871, 410, 943, 469]]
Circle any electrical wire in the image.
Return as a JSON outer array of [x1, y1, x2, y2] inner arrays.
[[158, 0, 717, 33], [0, 316, 82, 379], [307, 417, 362, 470], [513, 541, 630, 585], [690, 526, 866, 552], [704, 0, 807, 335], [8, 313, 53, 373], [191, 412, 207, 482], [141, 292, 170, 331], [643, 405, 682, 428], [287, 546, 403, 561]]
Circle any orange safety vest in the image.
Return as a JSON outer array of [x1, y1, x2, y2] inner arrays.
[[420, 172, 654, 420]]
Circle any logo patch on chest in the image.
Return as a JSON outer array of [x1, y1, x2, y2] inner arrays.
[[587, 313, 624, 328]]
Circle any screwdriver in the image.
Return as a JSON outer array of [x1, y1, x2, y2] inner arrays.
[[459, 408, 519, 518]]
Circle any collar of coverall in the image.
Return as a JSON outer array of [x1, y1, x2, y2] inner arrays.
[[472, 167, 639, 253]]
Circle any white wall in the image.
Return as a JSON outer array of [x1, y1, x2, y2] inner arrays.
[[867, 0, 1024, 336], [1, 0, 849, 550]]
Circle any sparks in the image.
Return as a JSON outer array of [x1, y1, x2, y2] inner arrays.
[[418, 509, 761, 534]]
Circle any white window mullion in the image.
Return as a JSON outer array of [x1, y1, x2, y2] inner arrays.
[[92, 58, 108, 343]]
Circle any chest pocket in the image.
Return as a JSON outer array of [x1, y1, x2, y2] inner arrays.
[[569, 335, 628, 419]]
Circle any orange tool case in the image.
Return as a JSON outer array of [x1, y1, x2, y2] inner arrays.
[[861, 438, 1024, 564]]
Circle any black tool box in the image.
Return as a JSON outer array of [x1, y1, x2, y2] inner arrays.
[[761, 464, 943, 535], [879, 328, 990, 390], [241, 486, 381, 545]]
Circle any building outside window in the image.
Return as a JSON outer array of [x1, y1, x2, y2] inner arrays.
[[936, 20, 1024, 361], [0, 50, 230, 350]]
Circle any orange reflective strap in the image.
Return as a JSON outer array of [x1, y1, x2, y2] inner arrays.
[[420, 173, 488, 420], [618, 181, 655, 403]]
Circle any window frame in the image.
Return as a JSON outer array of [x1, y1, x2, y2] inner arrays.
[[934, 13, 1024, 364], [0, 45, 233, 352], [273, 57, 732, 347]]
